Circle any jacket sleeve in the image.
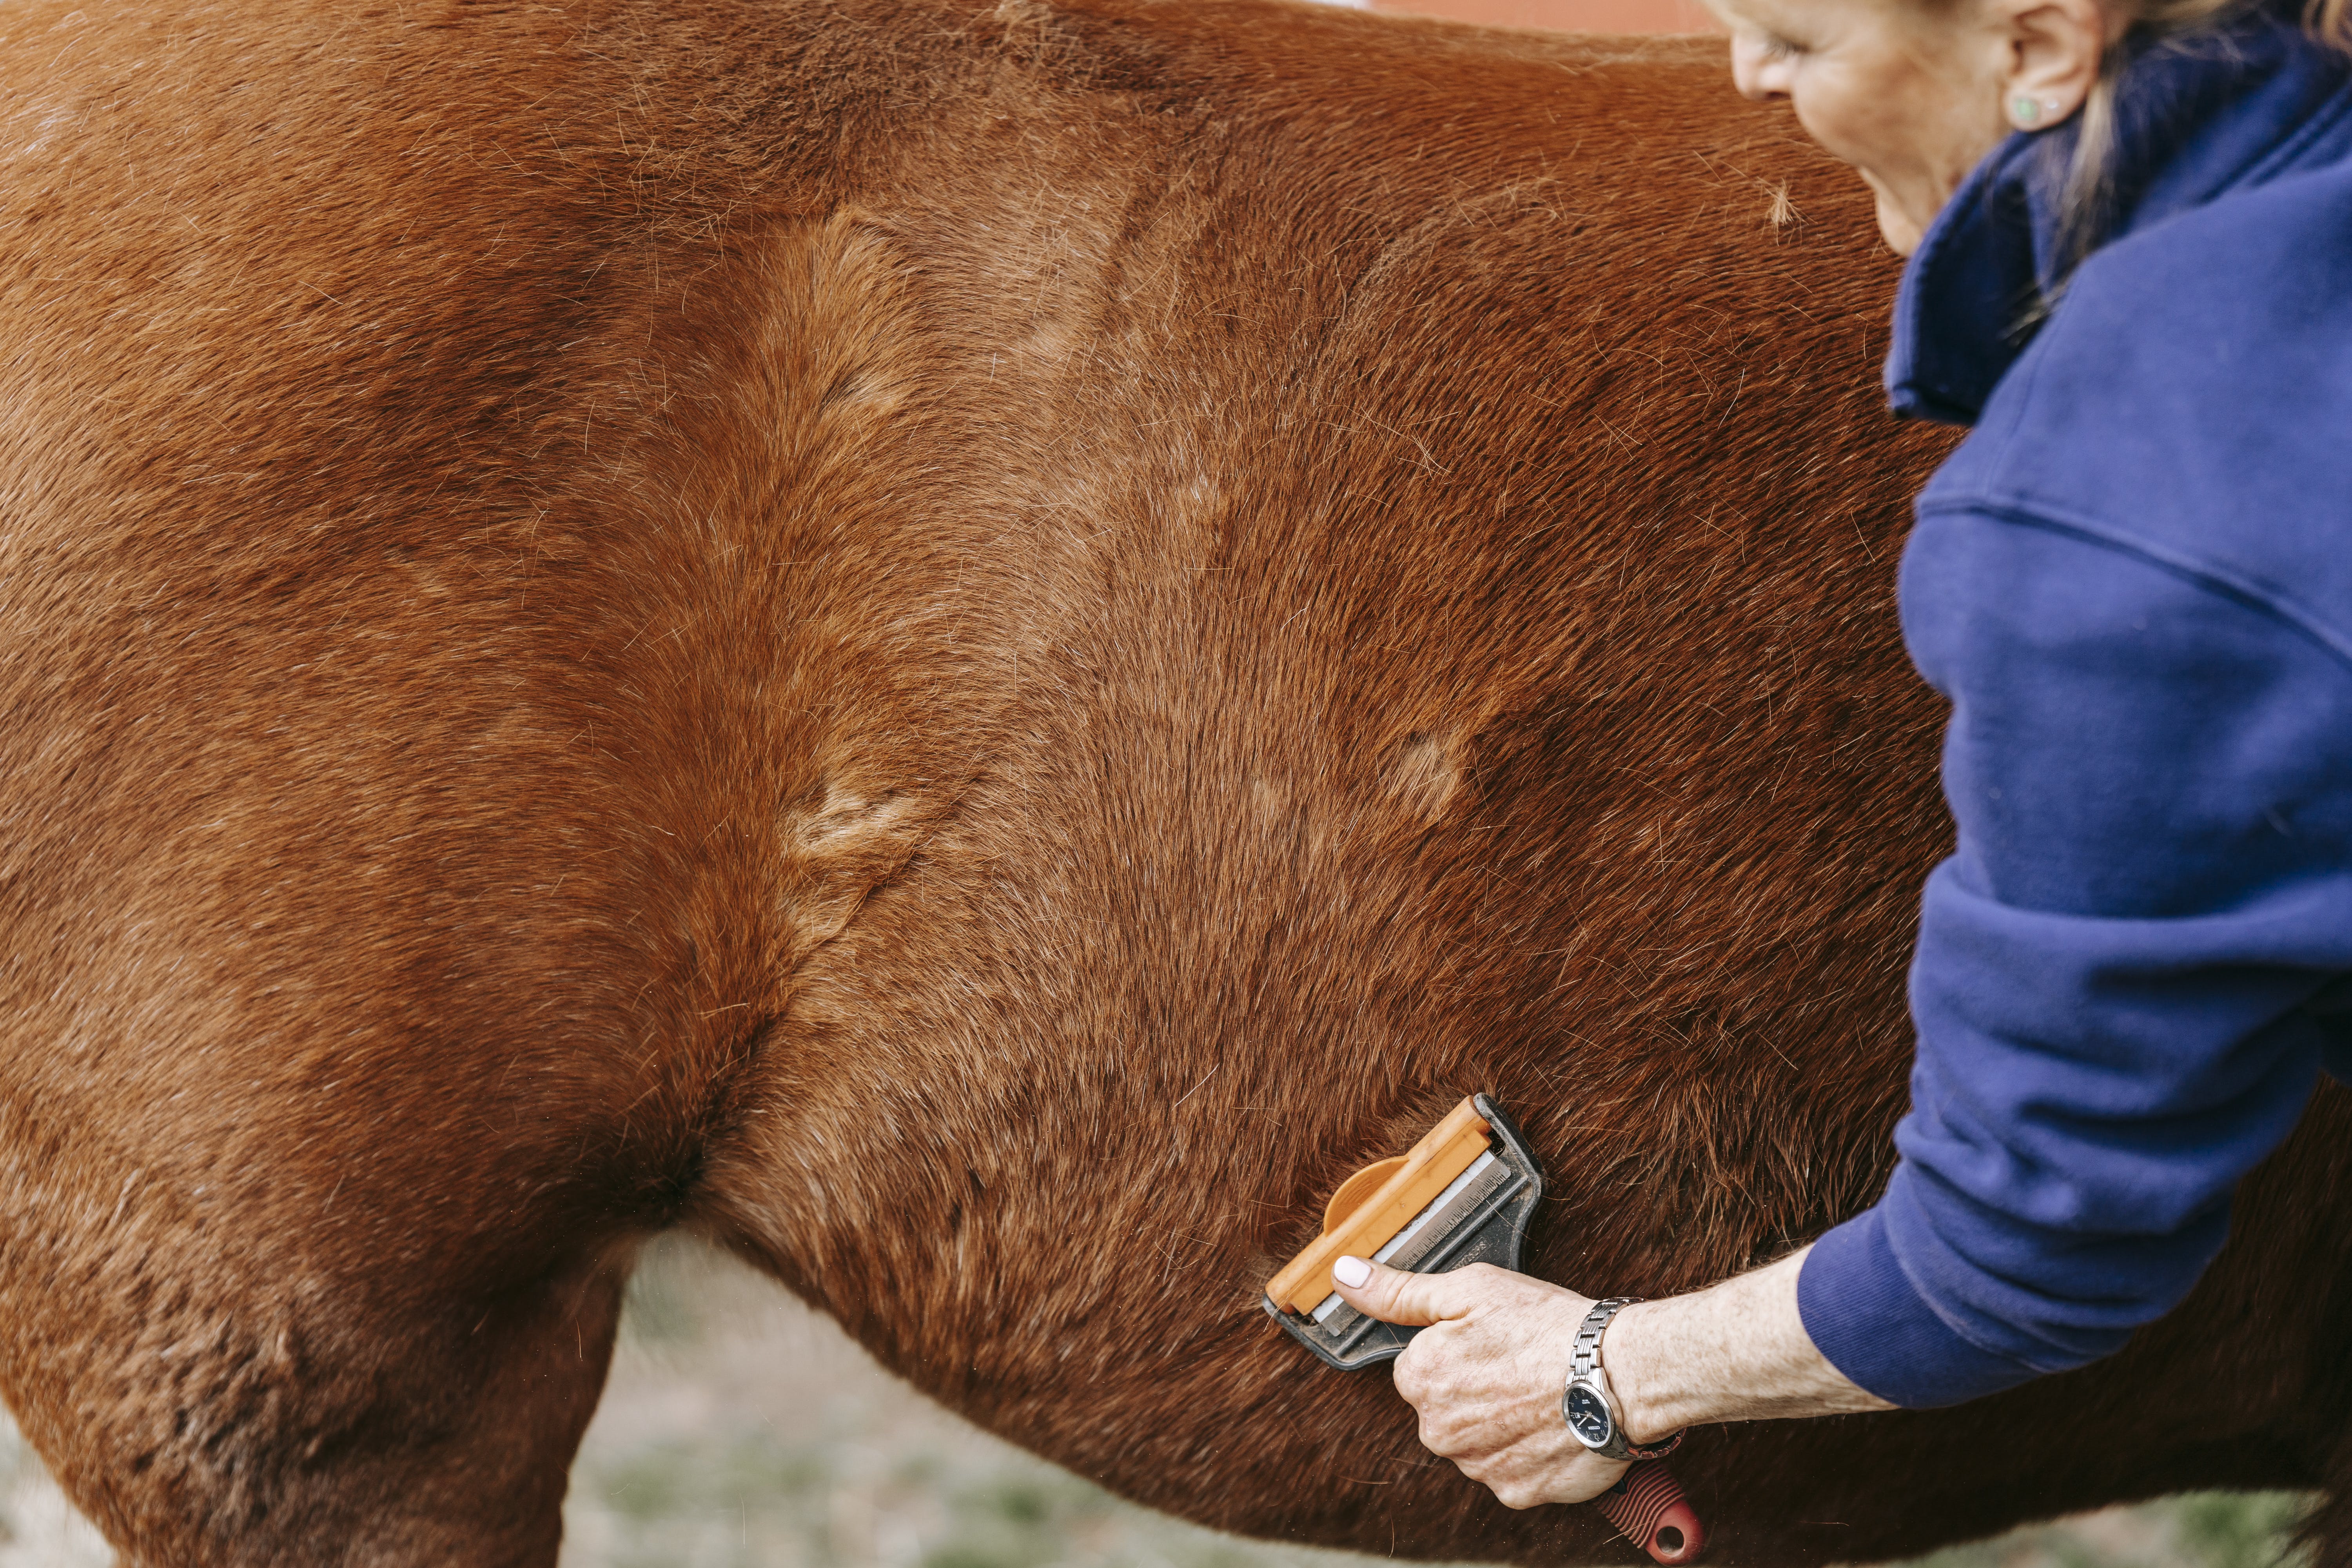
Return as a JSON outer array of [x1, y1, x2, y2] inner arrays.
[[1794, 505, 2352, 1409]]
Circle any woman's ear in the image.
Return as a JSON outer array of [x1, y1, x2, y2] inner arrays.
[[1994, 0, 2119, 129]]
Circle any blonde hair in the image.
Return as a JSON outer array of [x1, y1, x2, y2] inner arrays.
[[2056, 0, 2352, 265]]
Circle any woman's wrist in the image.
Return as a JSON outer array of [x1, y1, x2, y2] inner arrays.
[[1593, 1247, 1893, 1443], [1600, 1299, 1702, 1445]]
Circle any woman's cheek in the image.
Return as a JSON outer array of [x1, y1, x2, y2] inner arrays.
[[1787, 86, 1864, 172]]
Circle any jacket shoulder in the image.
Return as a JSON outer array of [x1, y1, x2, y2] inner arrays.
[[1921, 161, 2352, 666]]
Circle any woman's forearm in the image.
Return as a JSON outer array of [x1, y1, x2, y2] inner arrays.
[[1327, 1243, 1895, 1507], [1603, 1245, 1894, 1443]]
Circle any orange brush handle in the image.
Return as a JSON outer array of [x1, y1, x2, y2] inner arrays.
[[1591, 1461, 1704, 1565], [1263, 1096, 1493, 1316]]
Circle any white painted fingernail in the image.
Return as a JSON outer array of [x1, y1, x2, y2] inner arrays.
[[1334, 1256, 1371, 1289]]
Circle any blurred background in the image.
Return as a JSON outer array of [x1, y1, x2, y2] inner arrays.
[[0, 1237, 2310, 1568]]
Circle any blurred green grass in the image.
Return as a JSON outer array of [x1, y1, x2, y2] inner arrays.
[[1892, 1492, 2310, 1568]]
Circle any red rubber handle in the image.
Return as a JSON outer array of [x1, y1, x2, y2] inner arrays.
[[1591, 1461, 1704, 1564]]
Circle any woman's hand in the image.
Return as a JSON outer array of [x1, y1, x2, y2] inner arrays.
[[1328, 1258, 1630, 1507], [1330, 1246, 1895, 1511]]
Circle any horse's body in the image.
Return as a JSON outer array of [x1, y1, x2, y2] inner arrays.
[[4, 1, 2348, 1563]]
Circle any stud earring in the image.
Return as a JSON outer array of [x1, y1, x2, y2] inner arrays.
[[2012, 94, 2064, 128]]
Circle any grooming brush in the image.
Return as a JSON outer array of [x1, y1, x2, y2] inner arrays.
[[1262, 1094, 1704, 1565]]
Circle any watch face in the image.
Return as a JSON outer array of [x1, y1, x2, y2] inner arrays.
[[1564, 1381, 1614, 1448]]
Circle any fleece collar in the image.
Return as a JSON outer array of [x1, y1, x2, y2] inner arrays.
[[1885, 4, 2352, 425]]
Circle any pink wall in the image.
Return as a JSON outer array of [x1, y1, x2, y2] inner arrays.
[[1368, 0, 1722, 34]]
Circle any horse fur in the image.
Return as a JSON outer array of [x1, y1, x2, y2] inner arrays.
[[4, 0, 2350, 1563]]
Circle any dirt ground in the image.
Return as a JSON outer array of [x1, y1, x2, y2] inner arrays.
[[0, 1238, 2312, 1568]]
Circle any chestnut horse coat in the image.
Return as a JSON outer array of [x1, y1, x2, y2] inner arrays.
[[3, 0, 2348, 1563]]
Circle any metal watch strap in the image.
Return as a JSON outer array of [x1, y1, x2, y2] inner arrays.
[[1564, 1297, 1685, 1462], [1570, 1296, 1633, 1383]]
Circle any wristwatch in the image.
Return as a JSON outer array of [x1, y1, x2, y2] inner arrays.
[[1561, 1298, 1685, 1462]]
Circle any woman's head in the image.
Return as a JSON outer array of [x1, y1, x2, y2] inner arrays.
[[1708, 0, 2117, 252], [1710, 0, 2351, 256]]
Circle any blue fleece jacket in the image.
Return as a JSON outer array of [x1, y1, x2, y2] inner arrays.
[[1792, 6, 2352, 1409]]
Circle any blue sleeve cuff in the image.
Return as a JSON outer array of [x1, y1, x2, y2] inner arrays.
[[1797, 1208, 2043, 1409]]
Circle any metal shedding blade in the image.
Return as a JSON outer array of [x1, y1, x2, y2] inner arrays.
[[1259, 1093, 1542, 1371]]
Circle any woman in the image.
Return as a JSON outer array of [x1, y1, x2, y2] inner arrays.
[[1331, 0, 2352, 1506]]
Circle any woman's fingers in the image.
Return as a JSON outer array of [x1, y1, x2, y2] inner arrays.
[[1329, 1256, 1485, 1326]]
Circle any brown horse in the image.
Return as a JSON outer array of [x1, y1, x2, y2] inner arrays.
[[3, 1, 2347, 1564]]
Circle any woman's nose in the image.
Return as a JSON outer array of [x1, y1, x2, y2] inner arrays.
[[1730, 34, 1792, 100]]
